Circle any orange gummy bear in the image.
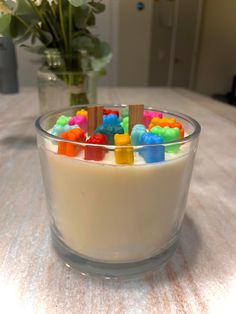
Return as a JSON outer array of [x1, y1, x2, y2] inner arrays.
[[179, 128, 185, 139], [149, 117, 175, 129], [149, 117, 185, 138], [57, 128, 86, 157]]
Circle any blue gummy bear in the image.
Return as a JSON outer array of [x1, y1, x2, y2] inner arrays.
[[103, 114, 120, 127], [131, 124, 146, 145], [94, 125, 124, 145], [50, 124, 79, 137], [139, 133, 165, 163]]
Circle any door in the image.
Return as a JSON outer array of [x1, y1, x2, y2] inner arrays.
[[117, 0, 153, 86], [149, 0, 204, 88], [94, 0, 204, 87]]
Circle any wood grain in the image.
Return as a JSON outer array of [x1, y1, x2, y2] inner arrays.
[[128, 104, 144, 134], [0, 87, 236, 314], [88, 105, 104, 135], [88, 106, 97, 136], [96, 106, 104, 128]]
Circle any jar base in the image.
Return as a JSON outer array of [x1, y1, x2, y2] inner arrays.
[[51, 227, 179, 280]]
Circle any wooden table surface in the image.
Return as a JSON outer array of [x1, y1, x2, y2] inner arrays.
[[0, 87, 236, 314]]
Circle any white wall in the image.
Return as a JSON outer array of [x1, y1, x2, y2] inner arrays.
[[195, 0, 236, 95]]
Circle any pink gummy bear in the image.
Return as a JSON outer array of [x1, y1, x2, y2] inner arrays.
[[144, 110, 163, 128], [68, 115, 88, 132]]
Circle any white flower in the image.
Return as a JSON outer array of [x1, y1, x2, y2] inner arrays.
[[47, 0, 58, 5], [33, 0, 42, 5], [33, 0, 57, 6]]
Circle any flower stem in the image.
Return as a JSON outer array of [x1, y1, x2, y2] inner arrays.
[[58, 0, 68, 51], [68, 2, 73, 72], [50, 2, 57, 17], [44, 11, 60, 43], [68, 3, 73, 48], [15, 15, 29, 28], [28, 1, 50, 32], [15, 15, 45, 42]]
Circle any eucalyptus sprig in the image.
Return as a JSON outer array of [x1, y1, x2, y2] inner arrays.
[[0, 0, 112, 104], [0, 0, 111, 71]]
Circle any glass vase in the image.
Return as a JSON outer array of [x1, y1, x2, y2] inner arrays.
[[37, 49, 99, 114], [37, 67, 98, 114]]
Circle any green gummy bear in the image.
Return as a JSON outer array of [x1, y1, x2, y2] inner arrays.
[[164, 127, 180, 141], [150, 126, 166, 138], [120, 116, 129, 133], [150, 126, 180, 153], [56, 115, 71, 126]]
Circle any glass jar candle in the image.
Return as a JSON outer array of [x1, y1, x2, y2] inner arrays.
[[35, 105, 201, 279]]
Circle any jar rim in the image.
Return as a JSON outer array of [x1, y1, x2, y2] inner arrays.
[[35, 104, 201, 148]]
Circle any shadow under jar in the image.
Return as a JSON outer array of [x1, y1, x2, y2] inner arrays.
[[35, 105, 201, 279]]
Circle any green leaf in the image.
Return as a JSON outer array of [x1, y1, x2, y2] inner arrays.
[[93, 41, 112, 59], [87, 10, 95, 26], [88, 1, 105, 14], [9, 15, 35, 45], [73, 5, 94, 28], [10, 15, 28, 39], [14, 0, 35, 16], [0, 13, 11, 36], [38, 0, 50, 11], [72, 35, 94, 52], [88, 40, 112, 71], [13, 0, 38, 27], [68, 0, 88, 7], [14, 28, 32, 44], [39, 29, 53, 46], [72, 29, 90, 39], [90, 52, 112, 72]]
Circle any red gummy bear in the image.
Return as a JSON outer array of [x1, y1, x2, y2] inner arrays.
[[84, 134, 108, 161], [103, 108, 119, 117]]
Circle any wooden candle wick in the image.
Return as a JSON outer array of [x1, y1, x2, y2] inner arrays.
[[88, 105, 104, 135], [96, 106, 104, 127], [128, 104, 144, 134]]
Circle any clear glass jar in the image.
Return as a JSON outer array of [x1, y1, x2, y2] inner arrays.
[[35, 105, 201, 279]]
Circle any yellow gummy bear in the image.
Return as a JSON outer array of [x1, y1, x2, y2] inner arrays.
[[114, 134, 134, 165], [76, 109, 88, 118]]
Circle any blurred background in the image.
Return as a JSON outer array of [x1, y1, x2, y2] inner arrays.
[[9, 0, 236, 102]]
